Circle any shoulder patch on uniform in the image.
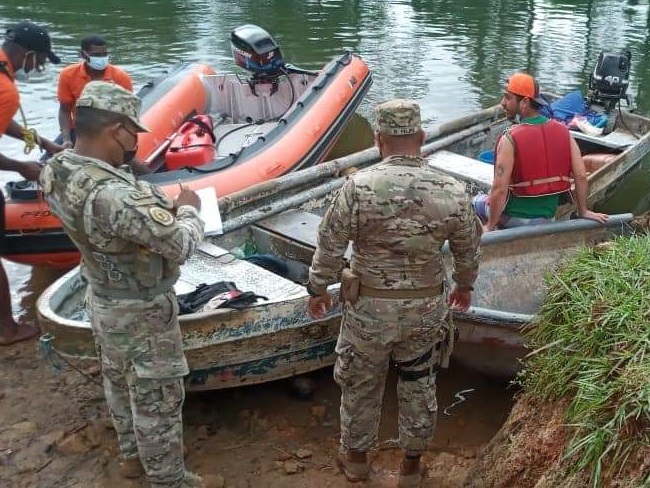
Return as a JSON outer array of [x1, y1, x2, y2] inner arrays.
[[149, 207, 175, 226]]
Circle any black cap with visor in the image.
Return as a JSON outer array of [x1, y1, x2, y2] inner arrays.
[[5, 21, 60, 64]]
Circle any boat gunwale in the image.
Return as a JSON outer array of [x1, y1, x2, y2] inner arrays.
[[38, 214, 633, 332], [37, 264, 344, 338]]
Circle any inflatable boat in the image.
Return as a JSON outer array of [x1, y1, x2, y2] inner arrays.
[[0, 24, 372, 268]]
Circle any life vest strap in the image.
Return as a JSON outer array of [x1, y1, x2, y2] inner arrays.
[[510, 175, 572, 188]]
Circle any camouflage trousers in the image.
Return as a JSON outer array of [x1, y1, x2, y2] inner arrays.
[[334, 293, 449, 455], [88, 290, 190, 487]]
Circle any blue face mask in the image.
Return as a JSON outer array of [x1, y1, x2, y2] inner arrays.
[[84, 52, 109, 71]]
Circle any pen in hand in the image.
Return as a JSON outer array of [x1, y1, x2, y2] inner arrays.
[[175, 181, 202, 211]]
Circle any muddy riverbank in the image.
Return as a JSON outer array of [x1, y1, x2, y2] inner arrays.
[[1, 263, 515, 487]]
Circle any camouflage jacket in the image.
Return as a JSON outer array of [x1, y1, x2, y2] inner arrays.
[[41, 150, 204, 299], [308, 155, 481, 292]]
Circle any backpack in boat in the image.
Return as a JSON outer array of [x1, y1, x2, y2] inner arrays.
[[177, 281, 267, 315]]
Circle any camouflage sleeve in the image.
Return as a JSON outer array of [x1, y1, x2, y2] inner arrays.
[[448, 194, 482, 288], [90, 182, 205, 264], [308, 178, 357, 294]]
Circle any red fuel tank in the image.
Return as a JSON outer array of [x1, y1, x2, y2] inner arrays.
[[165, 115, 216, 170]]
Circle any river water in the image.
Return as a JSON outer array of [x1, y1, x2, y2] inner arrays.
[[1, 1, 649, 437]]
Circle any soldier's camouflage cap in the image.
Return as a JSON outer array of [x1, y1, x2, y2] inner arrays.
[[76, 81, 150, 132], [374, 99, 421, 136]]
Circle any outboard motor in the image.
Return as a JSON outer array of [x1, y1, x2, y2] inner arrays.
[[231, 24, 286, 94], [587, 51, 632, 112]]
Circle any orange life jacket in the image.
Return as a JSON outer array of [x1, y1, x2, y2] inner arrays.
[[507, 120, 572, 197]]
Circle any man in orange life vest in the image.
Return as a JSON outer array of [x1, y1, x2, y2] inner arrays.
[[1, 21, 62, 345], [473, 73, 608, 232]]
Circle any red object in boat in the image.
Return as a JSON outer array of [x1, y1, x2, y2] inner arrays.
[[165, 115, 216, 170]]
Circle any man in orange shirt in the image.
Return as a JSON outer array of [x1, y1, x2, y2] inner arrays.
[[57, 34, 133, 147], [1, 21, 62, 345]]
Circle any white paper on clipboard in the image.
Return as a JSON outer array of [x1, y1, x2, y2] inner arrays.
[[195, 187, 223, 235]]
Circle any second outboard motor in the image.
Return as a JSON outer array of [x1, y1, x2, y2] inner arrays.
[[587, 51, 632, 112]]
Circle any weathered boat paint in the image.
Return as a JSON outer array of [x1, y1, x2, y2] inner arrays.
[[186, 341, 336, 389], [37, 240, 346, 390]]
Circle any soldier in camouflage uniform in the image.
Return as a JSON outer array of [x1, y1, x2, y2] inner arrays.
[[40, 82, 207, 487], [306, 100, 482, 487]]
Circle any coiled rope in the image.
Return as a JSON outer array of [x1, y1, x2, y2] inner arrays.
[[18, 104, 39, 154]]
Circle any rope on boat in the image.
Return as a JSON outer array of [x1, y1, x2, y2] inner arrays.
[[39, 333, 63, 371], [617, 101, 641, 140], [38, 333, 102, 386], [18, 105, 39, 154]]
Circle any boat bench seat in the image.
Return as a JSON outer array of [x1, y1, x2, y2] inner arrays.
[[427, 150, 493, 190], [174, 241, 305, 302], [571, 129, 637, 151], [256, 209, 352, 259]]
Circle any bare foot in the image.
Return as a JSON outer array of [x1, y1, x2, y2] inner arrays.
[[0, 322, 39, 346]]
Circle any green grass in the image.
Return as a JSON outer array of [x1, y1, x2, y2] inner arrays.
[[518, 234, 650, 487]]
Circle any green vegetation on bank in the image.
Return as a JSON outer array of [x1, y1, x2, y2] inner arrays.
[[519, 234, 650, 487]]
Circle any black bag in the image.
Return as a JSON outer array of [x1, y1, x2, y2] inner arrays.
[[177, 281, 267, 315]]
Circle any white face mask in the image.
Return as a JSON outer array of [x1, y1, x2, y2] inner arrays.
[[14, 51, 36, 82], [14, 68, 30, 82], [84, 54, 109, 71]]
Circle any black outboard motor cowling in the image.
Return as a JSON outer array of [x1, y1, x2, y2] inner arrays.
[[231, 24, 285, 80], [588, 51, 631, 111]]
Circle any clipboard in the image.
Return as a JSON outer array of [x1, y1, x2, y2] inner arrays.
[[195, 187, 223, 235]]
